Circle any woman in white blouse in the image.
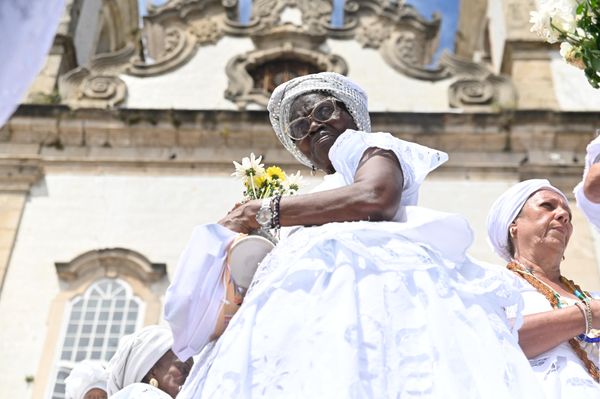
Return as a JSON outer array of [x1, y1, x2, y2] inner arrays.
[[168, 72, 541, 398]]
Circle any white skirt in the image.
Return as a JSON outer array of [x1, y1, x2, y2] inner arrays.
[[179, 218, 543, 398]]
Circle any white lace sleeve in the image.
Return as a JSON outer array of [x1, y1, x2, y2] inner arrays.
[[328, 129, 448, 205]]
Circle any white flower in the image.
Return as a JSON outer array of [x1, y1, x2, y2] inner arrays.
[[283, 170, 303, 193], [560, 42, 585, 69], [530, 0, 578, 43], [232, 153, 265, 180]]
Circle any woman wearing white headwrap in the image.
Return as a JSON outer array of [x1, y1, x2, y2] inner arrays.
[[171, 72, 541, 398], [487, 179, 600, 398], [65, 361, 107, 399], [574, 135, 600, 229], [106, 325, 193, 398]]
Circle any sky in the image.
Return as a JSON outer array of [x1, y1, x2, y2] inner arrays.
[[406, 0, 461, 61], [138, 0, 461, 61]]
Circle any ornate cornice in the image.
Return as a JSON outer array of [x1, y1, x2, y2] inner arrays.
[[55, 248, 167, 283]]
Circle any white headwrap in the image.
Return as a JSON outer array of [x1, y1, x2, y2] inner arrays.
[[486, 179, 568, 261], [106, 325, 173, 395], [65, 361, 107, 399], [267, 72, 371, 167]]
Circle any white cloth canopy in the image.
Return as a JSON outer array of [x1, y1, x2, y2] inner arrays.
[[164, 223, 237, 361], [486, 179, 568, 262], [65, 361, 107, 399], [574, 135, 600, 230], [0, 0, 65, 127], [174, 130, 543, 398], [106, 325, 173, 395]]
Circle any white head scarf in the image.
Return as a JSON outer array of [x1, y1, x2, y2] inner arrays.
[[267, 72, 371, 167], [106, 325, 173, 395], [65, 361, 107, 399], [486, 179, 568, 261]]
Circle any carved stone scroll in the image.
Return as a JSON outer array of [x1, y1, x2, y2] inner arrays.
[[59, 67, 127, 109]]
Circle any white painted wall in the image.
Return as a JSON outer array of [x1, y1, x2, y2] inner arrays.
[[74, 0, 102, 66], [486, 0, 507, 74], [326, 39, 454, 112], [122, 36, 454, 112], [551, 53, 600, 110], [121, 37, 255, 110]]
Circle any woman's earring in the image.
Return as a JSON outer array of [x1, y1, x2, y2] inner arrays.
[[509, 228, 515, 237], [149, 377, 159, 388], [311, 165, 316, 176]]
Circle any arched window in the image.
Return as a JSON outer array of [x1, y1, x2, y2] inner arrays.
[[49, 279, 144, 399], [248, 58, 321, 94], [33, 248, 166, 399]]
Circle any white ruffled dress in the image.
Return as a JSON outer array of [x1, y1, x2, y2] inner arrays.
[[173, 130, 542, 398]]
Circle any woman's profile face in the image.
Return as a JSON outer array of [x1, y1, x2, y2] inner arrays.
[[511, 189, 573, 255], [288, 92, 357, 174], [148, 349, 193, 398]]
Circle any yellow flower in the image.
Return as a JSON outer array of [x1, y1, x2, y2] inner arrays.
[[266, 166, 286, 182]]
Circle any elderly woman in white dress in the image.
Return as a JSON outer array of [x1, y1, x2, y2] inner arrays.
[[166, 72, 541, 398], [65, 361, 107, 399], [574, 135, 600, 229], [106, 325, 192, 398], [487, 179, 600, 398]]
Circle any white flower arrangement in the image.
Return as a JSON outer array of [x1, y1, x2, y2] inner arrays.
[[232, 153, 303, 200], [530, 0, 600, 88]]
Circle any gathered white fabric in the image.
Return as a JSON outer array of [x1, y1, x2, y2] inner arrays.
[[178, 130, 543, 398], [164, 223, 237, 361], [106, 325, 173, 395], [267, 72, 371, 167], [486, 179, 568, 262], [108, 383, 172, 399], [0, 0, 65, 127], [65, 361, 107, 399], [574, 134, 600, 230]]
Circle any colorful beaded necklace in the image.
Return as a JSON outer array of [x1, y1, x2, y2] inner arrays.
[[507, 261, 600, 383]]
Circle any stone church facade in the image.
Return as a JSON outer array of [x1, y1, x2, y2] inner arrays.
[[0, 0, 598, 398]]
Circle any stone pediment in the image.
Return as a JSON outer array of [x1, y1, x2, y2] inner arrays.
[[58, 0, 517, 111]]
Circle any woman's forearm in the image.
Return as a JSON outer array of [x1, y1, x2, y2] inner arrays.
[[518, 306, 587, 358], [280, 179, 400, 227]]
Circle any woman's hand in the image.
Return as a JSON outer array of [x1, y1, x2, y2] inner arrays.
[[218, 200, 261, 234]]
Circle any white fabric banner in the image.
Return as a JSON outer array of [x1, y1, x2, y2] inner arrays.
[[0, 0, 65, 127]]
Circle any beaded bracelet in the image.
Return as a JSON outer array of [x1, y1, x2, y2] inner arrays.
[[271, 194, 282, 230]]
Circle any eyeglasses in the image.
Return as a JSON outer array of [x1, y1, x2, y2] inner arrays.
[[286, 98, 342, 141]]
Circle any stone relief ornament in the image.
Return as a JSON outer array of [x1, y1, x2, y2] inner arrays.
[[55, 0, 517, 111], [59, 67, 127, 109]]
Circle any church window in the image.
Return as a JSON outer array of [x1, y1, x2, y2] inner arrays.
[[248, 59, 321, 94], [48, 279, 144, 399]]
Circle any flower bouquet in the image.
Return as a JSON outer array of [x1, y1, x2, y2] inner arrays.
[[227, 153, 303, 293], [232, 152, 303, 201], [530, 0, 600, 88]]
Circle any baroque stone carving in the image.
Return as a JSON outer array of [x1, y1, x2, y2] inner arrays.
[[225, 40, 348, 108], [59, 67, 127, 108], [442, 53, 518, 110]]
